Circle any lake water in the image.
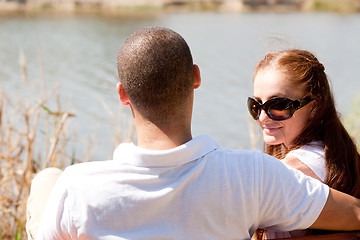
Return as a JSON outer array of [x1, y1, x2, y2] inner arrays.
[[1, 11, 360, 162]]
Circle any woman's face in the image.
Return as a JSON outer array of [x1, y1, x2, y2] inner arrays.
[[253, 68, 314, 148]]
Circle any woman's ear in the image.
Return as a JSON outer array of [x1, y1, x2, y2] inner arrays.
[[193, 64, 201, 89], [116, 82, 130, 105]]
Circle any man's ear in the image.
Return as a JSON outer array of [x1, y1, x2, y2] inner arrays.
[[193, 64, 201, 89], [116, 82, 130, 106]]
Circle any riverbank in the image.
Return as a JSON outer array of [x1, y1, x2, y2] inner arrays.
[[0, 0, 359, 13]]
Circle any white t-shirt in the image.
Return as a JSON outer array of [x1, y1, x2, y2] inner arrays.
[[36, 135, 329, 240]]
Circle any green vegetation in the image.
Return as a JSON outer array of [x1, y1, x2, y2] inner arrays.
[[305, 0, 359, 13], [344, 93, 360, 150]]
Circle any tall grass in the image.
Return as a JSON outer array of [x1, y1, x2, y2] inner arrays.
[[1, 51, 80, 239]]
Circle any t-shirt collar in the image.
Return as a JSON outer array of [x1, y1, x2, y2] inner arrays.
[[112, 135, 219, 167]]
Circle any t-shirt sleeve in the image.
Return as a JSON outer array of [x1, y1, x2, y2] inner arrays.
[[257, 152, 329, 231], [35, 170, 74, 240]]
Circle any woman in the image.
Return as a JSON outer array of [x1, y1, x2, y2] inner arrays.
[[248, 49, 360, 239]]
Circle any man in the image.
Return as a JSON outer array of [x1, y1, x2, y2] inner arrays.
[[35, 27, 360, 239]]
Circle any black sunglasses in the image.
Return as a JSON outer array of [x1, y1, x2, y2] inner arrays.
[[247, 97, 313, 121]]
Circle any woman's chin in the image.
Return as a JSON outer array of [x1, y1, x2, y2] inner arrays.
[[263, 134, 282, 146]]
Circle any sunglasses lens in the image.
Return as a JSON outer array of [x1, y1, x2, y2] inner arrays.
[[267, 100, 293, 120], [247, 98, 260, 120]]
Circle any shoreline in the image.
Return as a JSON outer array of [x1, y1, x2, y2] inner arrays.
[[0, 0, 359, 14]]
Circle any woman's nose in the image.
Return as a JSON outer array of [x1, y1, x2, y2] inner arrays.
[[258, 109, 270, 122]]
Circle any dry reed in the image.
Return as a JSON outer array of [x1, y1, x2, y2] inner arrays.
[[0, 50, 75, 239]]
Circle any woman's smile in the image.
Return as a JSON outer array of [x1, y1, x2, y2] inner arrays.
[[261, 123, 282, 134]]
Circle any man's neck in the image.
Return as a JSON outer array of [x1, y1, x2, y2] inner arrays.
[[136, 121, 193, 150]]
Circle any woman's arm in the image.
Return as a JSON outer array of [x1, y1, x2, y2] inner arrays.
[[310, 188, 360, 230]]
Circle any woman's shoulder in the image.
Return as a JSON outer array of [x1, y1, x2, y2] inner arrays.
[[285, 142, 326, 182]]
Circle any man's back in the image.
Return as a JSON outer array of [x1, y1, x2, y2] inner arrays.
[[36, 135, 328, 239]]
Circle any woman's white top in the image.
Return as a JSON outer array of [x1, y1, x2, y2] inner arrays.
[[286, 142, 326, 182]]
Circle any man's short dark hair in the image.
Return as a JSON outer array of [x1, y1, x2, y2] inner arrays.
[[117, 27, 194, 124]]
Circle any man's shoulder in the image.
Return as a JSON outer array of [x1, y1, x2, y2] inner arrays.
[[212, 147, 264, 160], [63, 159, 115, 176], [208, 147, 287, 172], [205, 147, 269, 169]]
